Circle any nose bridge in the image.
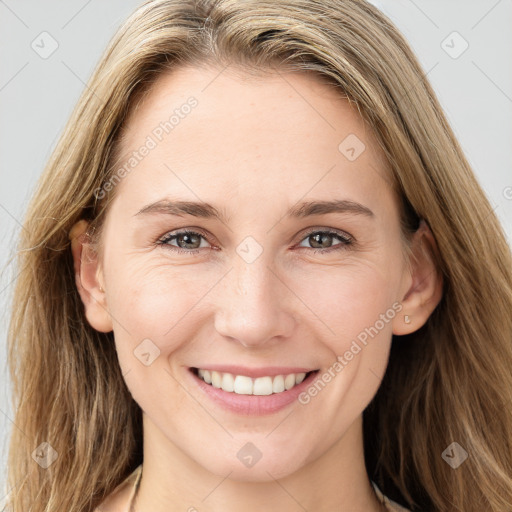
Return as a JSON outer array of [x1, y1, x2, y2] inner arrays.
[[214, 250, 295, 347]]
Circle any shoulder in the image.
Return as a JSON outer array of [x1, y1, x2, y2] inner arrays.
[[372, 481, 412, 512], [95, 465, 142, 512]]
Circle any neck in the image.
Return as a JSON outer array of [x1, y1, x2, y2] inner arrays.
[[132, 414, 385, 512]]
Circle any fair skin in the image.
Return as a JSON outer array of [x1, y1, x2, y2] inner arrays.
[[71, 64, 442, 512]]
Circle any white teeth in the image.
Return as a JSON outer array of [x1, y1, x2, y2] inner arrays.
[[234, 375, 253, 394], [295, 372, 306, 385], [284, 374, 296, 390], [196, 369, 311, 395], [272, 375, 285, 393], [253, 376, 273, 396], [221, 373, 235, 392], [211, 370, 222, 388]]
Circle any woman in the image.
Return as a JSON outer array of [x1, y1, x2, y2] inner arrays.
[[5, 0, 512, 511]]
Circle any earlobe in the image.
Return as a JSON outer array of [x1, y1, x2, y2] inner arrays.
[[69, 220, 113, 333], [392, 219, 444, 336]]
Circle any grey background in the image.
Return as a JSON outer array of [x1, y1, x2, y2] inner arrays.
[[1, 0, 511, 501]]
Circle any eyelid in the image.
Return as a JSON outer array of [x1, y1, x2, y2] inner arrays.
[[298, 226, 353, 243]]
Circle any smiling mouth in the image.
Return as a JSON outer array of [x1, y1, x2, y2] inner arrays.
[[191, 367, 319, 395]]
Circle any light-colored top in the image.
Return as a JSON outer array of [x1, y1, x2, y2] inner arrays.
[[100, 464, 412, 512], [372, 480, 412, 511]]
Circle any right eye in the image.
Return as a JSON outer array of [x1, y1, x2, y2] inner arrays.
[[156, 229, 212, 254]]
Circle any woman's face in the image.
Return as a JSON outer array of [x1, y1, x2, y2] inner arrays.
[[87, 64, 416, 480]]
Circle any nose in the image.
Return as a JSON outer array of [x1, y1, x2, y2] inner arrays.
[[213, 255, 296, 349]]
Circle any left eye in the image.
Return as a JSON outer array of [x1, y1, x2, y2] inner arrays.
[[157, 230, 210, 252], [156, 229, 354, 254], [298, 230, 353, 252]]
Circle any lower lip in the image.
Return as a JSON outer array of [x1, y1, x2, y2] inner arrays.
[[188, 368, 320, 415]]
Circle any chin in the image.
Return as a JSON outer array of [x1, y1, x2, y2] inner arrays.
[[196, 446, 308, 482]]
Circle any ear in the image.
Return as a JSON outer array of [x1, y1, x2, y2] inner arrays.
[[392, 219, 443, 335], [69, 220, 113, 333]]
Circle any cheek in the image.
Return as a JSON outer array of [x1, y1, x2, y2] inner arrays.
[[290, 264, 401, 433], [105, 263, 207, 420], [291, 260, 400, 353], [105, 259, 219, 366]]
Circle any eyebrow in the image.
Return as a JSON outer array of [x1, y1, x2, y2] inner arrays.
[[134, 198, 375, 222]]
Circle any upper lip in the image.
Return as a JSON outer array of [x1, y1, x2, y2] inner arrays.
[[191, 365, 318, 378]]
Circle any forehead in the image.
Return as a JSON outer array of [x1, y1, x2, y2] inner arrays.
[[122, 64, 377, 146], [112, 64, 396, 218]]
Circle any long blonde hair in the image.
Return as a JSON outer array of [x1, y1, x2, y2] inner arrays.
[[5, 1, 512, 510]]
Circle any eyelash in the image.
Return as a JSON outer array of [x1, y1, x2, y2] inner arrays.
[[156, 228, 354, 255]]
